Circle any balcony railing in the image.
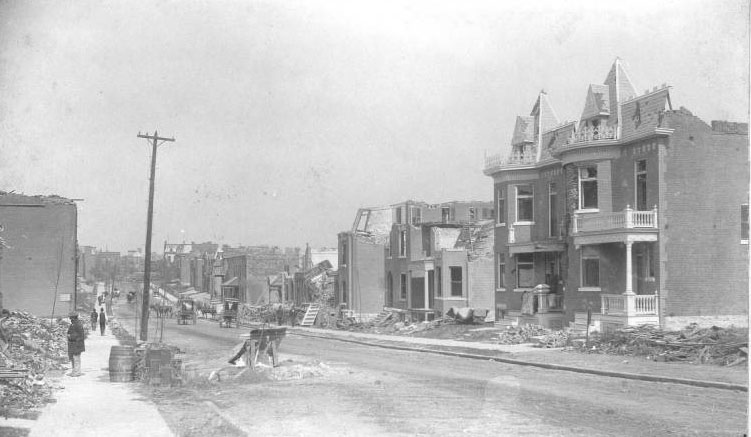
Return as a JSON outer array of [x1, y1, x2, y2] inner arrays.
[[601, 294, 658, 316], [567, 125, 617, 145], [484, 148, 537, 172], [574, 206, 658, 234]]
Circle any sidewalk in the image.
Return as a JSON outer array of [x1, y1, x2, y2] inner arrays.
[[21, 319, 173, 437], [289, 326, 749, 390]]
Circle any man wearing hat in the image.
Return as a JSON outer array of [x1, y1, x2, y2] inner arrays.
[[66, 312, 85, 377]]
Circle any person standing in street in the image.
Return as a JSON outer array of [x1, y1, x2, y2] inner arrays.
[[66, 312, 85, 377], [99, 307, 107, 336], [90, 308, 98, 331]]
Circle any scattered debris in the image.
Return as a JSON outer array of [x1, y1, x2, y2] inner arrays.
[[0, 310, 70, 411], [581, 324, 748, 366]]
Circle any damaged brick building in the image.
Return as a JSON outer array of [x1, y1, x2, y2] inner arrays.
[[484, 59, 749, 332], [0, 193, 78, 317]]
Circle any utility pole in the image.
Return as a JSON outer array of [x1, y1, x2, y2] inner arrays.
[[137, 131, 175, 342]]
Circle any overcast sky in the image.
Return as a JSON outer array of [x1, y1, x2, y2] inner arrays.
[[0, 0, 747, 252]]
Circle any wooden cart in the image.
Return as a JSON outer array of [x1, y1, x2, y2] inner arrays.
[[176, 298, 196, 325], [238, 326, 287, 369], [219, 298, 239, 328]]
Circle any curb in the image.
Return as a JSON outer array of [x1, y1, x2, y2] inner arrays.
[[289, 330, 748, 393]]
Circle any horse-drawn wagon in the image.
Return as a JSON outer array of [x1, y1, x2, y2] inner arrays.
[[176, 298, 197, 325]]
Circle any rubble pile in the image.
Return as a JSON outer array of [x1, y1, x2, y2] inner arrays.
[[495, 324, 551, 345], [0, 311, 71, 372], [586, 324, 748, 366], [532, 329, 570, 348], [0, 310, 71, 411]]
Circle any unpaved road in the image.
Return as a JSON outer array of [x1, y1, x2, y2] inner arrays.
[[115, 302, 747, 436]]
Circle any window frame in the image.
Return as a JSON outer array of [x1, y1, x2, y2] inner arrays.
[[515, 184, 534, 224], [497, 253, 506, 290], [400, 273, 407, 300], [435, 267, 442, 297], [449, 266, 463, 297], [515, 253, 534, 290], [497, 187, 506, 226], [578, 166, 599, 211], [398, 230, 407, 257], [580, 249, 601, 290], [635, 159, 648, 211], [742, 204, 749, 244], [549, 182, 559, 238]]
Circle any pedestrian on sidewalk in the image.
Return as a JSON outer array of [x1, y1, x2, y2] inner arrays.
[[90, 308, 98, 331], [99, 307, 107, 335], [66, 312, 85, 377]]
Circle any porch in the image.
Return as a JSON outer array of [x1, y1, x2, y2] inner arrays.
[[600, 293, 660, 332], [518, 284, 566, 330]]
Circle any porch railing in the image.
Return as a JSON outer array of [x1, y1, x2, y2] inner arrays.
[[574, 205, 658, 234], [484, 147, 537, 172], [521, 291, 563, 315], [601, 294, 658, 316]]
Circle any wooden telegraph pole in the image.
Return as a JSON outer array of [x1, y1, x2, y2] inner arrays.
[[137, 131, 175, 342]]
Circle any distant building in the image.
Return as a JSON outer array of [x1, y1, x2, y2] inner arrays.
[[0, 193, 78, 317], [484, 59, 749, 331], [385, 200, 494, 321], [337, 205, 394, 320]]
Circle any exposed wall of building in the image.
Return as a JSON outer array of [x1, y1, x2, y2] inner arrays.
[[0, 202, 77, 317], [468, 257, 494, 320], [660, 112, 749, 319], [350, 239, 386, 317]]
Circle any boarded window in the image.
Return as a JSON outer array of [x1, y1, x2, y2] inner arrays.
[[516, 253, 534, 288]]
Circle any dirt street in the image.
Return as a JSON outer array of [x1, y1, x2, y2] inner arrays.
[[115, 302, 747, 436]]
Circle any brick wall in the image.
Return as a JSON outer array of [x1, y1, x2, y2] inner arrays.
[[468, 257, 494, 320], [660, 112, 749, 318], [351, 240, 386, 315], [0, 203, 77, 317]]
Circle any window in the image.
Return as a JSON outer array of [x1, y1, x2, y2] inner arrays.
[[581, 248, 600, 288], [636, 160, 647, 211], [387, 272, 394, 301], [579, 166, 598, 210], [469, 207, 476, 221], [342, 281, 347, 303], [441, 207, 451, 223], [436, 267, 442, 297], [515, 185, 534, 222], [400, 273, 407, 300], [549, 183, 559, 237], [411, 207, 421, 225], [450, 266, 462, 297], [497, 187, 506, 225], [340, 242, 347, 265], [396, 207, 403, 224], [498, 254, 505, 289], [742, 204, 749, 242], [399, 230, 407, 257], [516, 253, 534, 288]]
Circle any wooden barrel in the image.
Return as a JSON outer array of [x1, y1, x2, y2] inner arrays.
[[109, 345, 135, 382]]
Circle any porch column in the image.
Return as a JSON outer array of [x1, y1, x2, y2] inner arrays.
[[624, 241, 634, 295], [424, 267, 430, 309]]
